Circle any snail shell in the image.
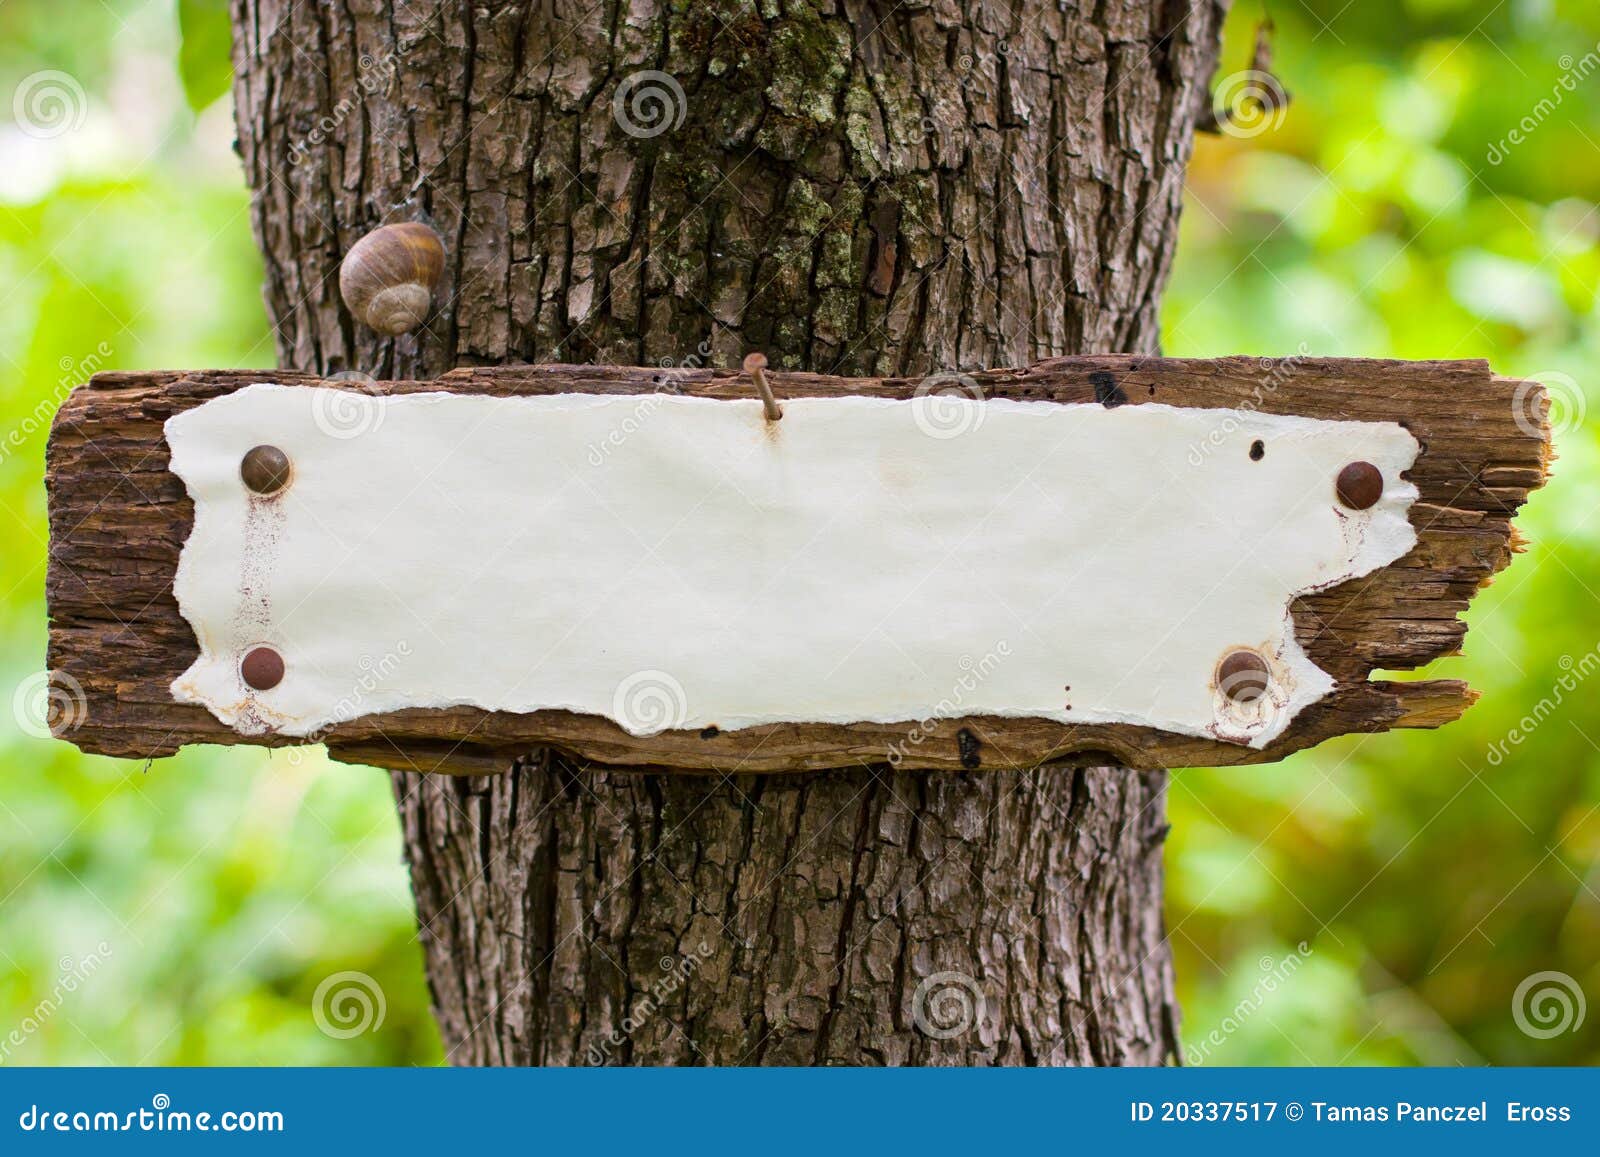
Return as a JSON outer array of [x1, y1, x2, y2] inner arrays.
[[339, 222, 445, 336]]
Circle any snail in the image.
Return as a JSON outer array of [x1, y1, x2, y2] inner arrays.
[[338, 222, 445, 336]]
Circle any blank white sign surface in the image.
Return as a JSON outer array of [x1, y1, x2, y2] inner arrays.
[[166, 384, 1419, 748]]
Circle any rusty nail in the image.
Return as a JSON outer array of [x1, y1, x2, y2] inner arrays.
[[1217, 649, 1271, 703], [241, 445, 292, 496], [743, 352, 782, 422], [241, 646, 285, 692], [1336, 461, 1383, 510]]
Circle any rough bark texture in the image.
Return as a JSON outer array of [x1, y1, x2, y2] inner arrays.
[[220, 0, 1234, 1063]]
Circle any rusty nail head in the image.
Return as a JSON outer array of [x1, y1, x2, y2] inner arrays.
[[1336, 461, 1383, 510], [241, 646, 285, 691], [1217, 649, 1271, 703], [241, 445, 292, 496]]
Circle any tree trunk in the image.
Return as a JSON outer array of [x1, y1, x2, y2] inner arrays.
[[230, 0, 1228, 1064]]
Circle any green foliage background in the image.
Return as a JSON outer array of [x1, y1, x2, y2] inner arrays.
[[0, 0, 1595, 1066]]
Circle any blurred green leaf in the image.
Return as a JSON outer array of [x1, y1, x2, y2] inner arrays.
[[176, 0, 232, 113]]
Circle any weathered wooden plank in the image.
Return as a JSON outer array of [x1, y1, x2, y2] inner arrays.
[[44, 357, 1550, 773]]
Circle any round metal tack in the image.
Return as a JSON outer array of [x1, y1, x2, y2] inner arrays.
[[1217, 649, 1271, 703], [1336, 461, 1383, 510], [241, 445, 292, 496], [241, 646, 285, 692]]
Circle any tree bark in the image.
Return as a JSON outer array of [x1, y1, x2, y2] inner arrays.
[[229, 0, 1229, 1064]]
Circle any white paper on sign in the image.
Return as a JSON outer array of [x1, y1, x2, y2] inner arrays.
[[165, 384, 1419, 748]]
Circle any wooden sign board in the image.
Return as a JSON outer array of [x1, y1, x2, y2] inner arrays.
[[45, 357, 1549, 775]]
